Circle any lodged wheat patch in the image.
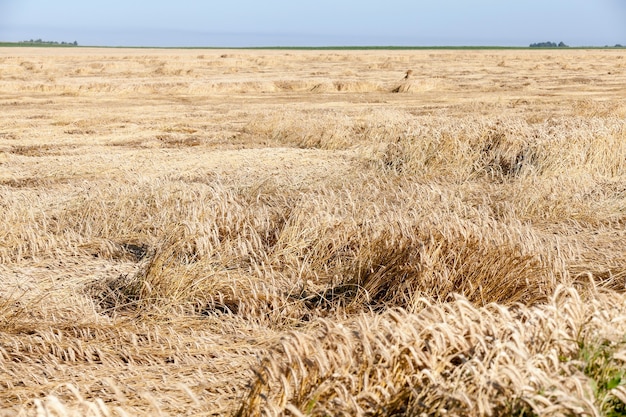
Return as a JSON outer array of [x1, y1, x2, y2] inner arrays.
[[238, 287, 626, 416], [1, 47, 625, 416]]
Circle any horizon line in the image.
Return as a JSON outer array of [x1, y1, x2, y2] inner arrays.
[[1, 41, 625, 50]]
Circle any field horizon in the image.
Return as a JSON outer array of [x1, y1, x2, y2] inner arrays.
[[2, 41, 625, 49], [1, 47, 625, 416]]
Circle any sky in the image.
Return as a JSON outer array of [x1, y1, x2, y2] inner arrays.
[[0, 0, 625, 47]]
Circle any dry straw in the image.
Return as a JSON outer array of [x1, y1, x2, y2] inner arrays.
[[2, 48, 625, 416], [238, 287, 626, 416]]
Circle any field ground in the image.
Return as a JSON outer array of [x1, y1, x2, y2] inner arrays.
[[1, 47, 626, 416]]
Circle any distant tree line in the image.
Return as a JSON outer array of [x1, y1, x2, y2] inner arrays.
[[20, 39, 78, 46], [529, 41, 569, 48], [530, 41, 624, 48]]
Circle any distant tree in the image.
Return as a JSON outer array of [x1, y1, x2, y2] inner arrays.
[[530, 41, 557, 48], [529, 41, 569, 48], [19, 38, 78, 46]]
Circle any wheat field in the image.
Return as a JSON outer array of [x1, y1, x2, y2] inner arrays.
[[1, 47, 625, 416]]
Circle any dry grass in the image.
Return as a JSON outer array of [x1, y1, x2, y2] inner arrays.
[[0, 47, 625, 416]]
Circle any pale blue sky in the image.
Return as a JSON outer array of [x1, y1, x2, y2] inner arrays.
[[1, 0, 625, 47]]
